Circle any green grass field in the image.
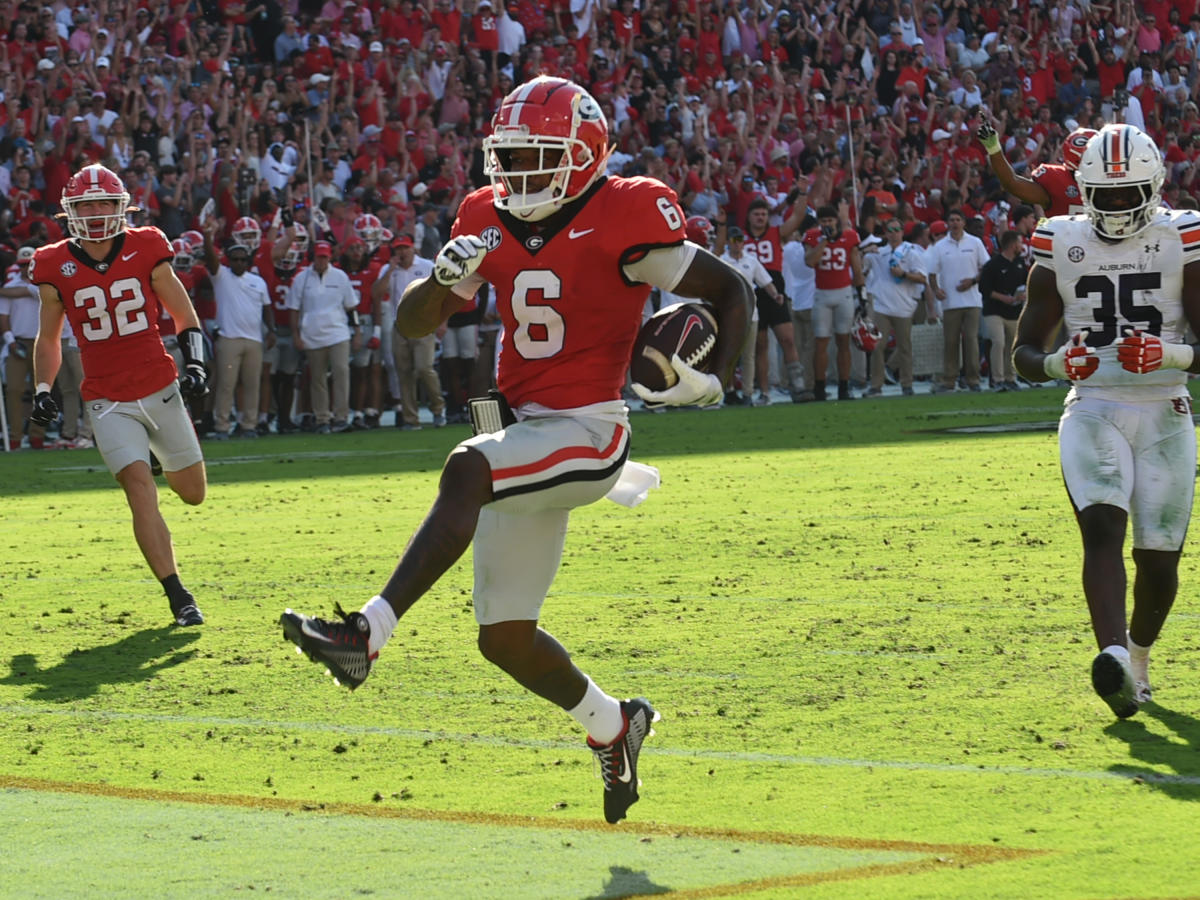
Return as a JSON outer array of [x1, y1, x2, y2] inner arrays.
[[4, 389, 1200, 898]]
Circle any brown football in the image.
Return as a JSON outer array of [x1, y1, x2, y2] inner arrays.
[[630, 302, 719, 393]]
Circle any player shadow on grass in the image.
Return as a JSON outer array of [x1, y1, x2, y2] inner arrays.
[[0, 627, 201, 702], [582, 866, 670, 899], [1103, 703, 1200, 800]]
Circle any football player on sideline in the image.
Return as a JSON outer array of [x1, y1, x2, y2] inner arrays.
[[1012, 123, 1200, 718], [978, 114, 1097, 217], [31, 164, 209, 626], [280, 76, 750, 824]]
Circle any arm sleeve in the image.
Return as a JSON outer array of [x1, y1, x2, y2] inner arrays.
[[621, 242, 697, 291]]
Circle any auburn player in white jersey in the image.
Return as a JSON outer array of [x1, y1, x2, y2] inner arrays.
[[1013, 123, 1200, 720], [279, 76, 751, 824]]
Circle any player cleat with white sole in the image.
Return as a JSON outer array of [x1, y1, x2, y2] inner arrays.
[[587, 698, 659, 824], [280, 604, 374, 690], [1092, 650, 1139, 718]]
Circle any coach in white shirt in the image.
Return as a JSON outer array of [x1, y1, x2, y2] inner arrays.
[[867, 222, 927, 396], [204, 222, 273, 438], [782, 231, 816, 400], [288, 241, 359, 432], [927, 209, 989, 392]]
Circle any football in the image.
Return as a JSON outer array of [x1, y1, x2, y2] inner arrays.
[[630, 302, 719, 393]]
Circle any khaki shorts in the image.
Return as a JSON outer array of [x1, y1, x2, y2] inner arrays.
[[463, 413, 630, 624], [89, 381, 203, 477]]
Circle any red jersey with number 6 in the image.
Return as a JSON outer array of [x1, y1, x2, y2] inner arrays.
[[29, 227, 177, 401], [450, 176, 686, 409], [802, 227, 858, 290]]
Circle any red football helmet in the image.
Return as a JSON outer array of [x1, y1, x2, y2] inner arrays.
[[685, 215, 714, 248], [61, 164, 129, 241], [851, 312, 883, 352], [232, 216, 262, 251], [171, 238, 194, 271], [1062, 127, 1098, 171], [181, 230, 204, 253], [352, 213, 392, 252], [483, 76, 612, 221]]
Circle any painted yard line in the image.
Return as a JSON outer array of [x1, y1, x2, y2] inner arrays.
[[3, 704, 1197, 786], [0, 774, 1039, 869], [39, 448, 432, 472]]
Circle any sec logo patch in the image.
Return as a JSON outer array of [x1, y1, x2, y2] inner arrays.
[[1067, 246, 1085, 263], [480, 226, 502, 251], [60, 262, 77, 277]]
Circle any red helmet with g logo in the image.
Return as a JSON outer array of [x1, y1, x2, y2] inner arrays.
[[61, 164, 129, 241], [483, 76, 612, 222], [1062, 127, 1098, 171], [851, 312, 883, 353]]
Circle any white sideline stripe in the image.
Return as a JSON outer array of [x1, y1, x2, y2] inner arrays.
[[41, 448, 432, 472], [4, 704, 1198, 786]]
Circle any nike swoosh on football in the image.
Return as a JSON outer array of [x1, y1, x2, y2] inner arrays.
[[122, 252, 137, 261], [568, 228, 595, 239]]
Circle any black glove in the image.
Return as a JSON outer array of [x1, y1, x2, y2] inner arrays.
[[281, 206, 294, 228], [30, 390, 59, 427], [178, 327, 209, 401]]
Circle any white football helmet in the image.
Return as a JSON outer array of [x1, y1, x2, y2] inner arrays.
[[1074, 123, 1164, 239]]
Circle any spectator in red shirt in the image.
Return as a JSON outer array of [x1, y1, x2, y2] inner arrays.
[[431, 0, 463, 45]]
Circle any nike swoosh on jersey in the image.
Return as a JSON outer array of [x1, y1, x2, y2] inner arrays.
[[568, 228, 595, 239], [122, 252, 137, 261], [162, 393, 176, 404]]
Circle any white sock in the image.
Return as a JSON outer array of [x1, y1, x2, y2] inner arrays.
[[1101, 643, 1131, 665], [360, 595, 398, 657], [568, 677, 624, 745], [1128, 632, 1152, 660]]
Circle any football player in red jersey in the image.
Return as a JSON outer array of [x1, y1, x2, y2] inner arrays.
[[30, 164, 209, 627], [803, 204, 865, 400], [258, 251, 301, 433], [978, 116, 1097, 217], [280, 76, 751, 825], [342, 236, 386, 428]]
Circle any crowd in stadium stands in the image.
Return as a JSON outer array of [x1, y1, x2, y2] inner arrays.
[[3, 0, 1200, 444]]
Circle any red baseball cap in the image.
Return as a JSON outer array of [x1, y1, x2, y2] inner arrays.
[[930, 219, 948, 236], [313, 241, 333, 256], [391, 234, 414, 248]]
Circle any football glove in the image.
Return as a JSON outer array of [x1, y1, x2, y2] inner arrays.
[[1044, 331, 1099, 381], [631, 353, 724, 407], [30, 389, 59, 427], [434, 235, 487, 286], [367, 325, 381, 350], [977, 121, 1002, 155], [1116, 328, 1194, 374]]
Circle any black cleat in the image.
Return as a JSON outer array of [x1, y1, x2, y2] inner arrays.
[[280, 603, 374, 689], [171, 602, 205, 626], [587, 698, 660, 824], [1092, 650, 1139, 719]]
